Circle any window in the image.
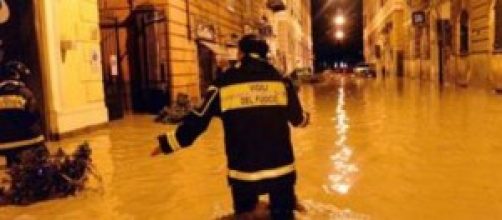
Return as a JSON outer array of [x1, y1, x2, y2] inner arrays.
[[460, 10, 469, 54], [495, 0, 502, 50]]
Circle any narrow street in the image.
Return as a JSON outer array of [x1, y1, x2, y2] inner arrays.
[[2, 75, 502, 219]]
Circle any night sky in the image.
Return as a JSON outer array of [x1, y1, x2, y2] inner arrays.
[[312, 0, 363, 71]]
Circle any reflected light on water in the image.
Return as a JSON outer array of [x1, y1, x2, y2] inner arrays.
[[325, 86, 359, 195]]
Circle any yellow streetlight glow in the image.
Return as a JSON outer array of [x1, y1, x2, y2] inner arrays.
[[334, 15, 346, 26], [335, 30, 345, 40]]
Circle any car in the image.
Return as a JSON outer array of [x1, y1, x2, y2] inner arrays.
[[333, 62, 352, 74], [354, 62, 377, 78]]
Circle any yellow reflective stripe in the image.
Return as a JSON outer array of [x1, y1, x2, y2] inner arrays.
[[192, 86, 218, 117], [166, 132, 182, 152], [0, 95, 27, 110], [228, 164, 295, 181], [0, 135, 44, 150], [0, 81, 23, 88], [220, 81, 287, 112], [249, 53, 261, 59]]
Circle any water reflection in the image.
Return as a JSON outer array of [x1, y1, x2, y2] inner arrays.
[[325, 83, 359, 195]]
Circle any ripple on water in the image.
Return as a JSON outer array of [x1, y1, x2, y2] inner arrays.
[[211, 199, 370, 220]]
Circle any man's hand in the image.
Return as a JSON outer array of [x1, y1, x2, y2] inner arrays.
[[298, 111, 310, 128], [304, 112, 311, 126], [151, 146, 163, 157]]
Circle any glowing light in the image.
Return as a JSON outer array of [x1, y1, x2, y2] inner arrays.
[[325, 87, 359, 196], [330, 182, 351, 195], [335, 30, 345, 40], [334, 15, 346, 26]]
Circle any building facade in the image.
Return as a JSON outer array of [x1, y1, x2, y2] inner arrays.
[[364, 0, 406, 79], [0, 0, 312, 138], [364, 0, 502, 91], [269, 0, 313, 74]]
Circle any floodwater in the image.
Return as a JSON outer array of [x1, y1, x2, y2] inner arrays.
[[1, 75, 502, 220]]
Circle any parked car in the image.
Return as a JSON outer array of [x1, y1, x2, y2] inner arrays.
[[333, 62, 352, 74], [354, 63, 377, 78]]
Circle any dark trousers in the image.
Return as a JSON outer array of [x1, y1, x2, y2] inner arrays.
[[231, 183, 296, 220]]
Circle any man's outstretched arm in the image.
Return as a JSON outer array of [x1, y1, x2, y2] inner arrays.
[[152, 86, 220, 156]]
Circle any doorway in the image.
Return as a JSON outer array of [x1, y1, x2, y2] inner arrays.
[[396, 51, 404, 78], [99, 2, 171, 116], [196, 41, 217, 96], [127, 5, 170, 114], [100, 17, 125, 120], [436, 19, 451, 85]]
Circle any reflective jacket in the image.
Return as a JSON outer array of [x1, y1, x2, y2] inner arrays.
[[158, 56, 308, 185], [0, 80, 44, 150]]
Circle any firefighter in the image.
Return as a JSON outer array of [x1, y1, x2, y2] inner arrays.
[[152, 35, 309, 219], [0, 61, 45, 167]]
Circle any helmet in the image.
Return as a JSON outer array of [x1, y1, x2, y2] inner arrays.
[[238, 34, 269, 59], [0, 61, 31, 80]]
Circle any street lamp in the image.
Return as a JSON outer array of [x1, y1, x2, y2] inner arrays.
[[334, 15, 346, 26], [335, 30, 345, 40]]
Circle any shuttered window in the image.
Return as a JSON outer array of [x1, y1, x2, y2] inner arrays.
[[495, 0, 502, 51]]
